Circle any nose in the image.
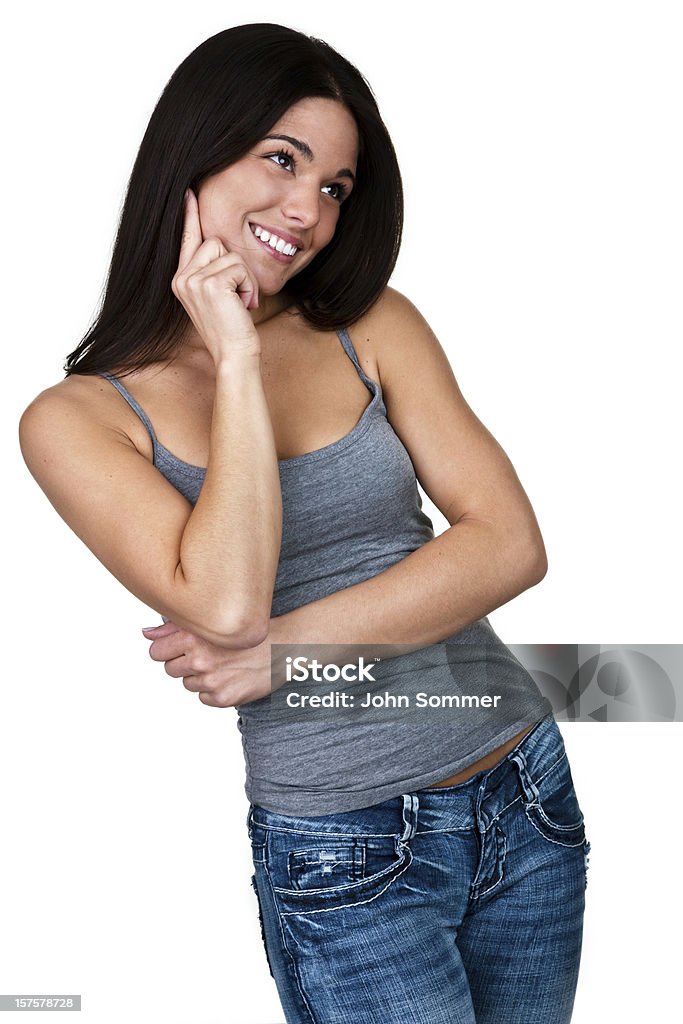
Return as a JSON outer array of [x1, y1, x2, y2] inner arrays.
[[280, 180, 321, 230]]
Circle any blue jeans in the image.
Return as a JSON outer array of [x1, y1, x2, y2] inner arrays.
[[248, 713, 591, 1023]]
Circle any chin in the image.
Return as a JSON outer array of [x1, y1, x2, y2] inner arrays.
[[258, 264, 301, 294], [256, 278, 286, 298]]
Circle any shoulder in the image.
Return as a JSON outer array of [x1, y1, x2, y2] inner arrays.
[[20, 373, 122, 434], [348, 284, 428, 339], [20, 376, 98, 443], [19, 373, 150, 474], [355, 285, 428, 331], [348, 286, 450, 399]]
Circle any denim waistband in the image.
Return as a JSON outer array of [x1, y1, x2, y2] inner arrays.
[[248, 712, 563, 839]]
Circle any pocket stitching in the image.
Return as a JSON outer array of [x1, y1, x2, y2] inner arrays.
[[287, 841, 368, 890], [291, 857, 356, 865], [524, 805, 586, 848], [276, 846, 414, 917], [273, 841, 409, 899], [534, 803, 585, 832], [526, 751, 585, 834]]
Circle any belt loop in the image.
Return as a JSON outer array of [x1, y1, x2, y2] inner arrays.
[[475, 778, 489, 832], [510, 750, 541, 808], [400, 793, 419, 844]]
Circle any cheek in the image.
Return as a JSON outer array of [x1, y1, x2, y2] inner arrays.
[[315, 208, 342, 250], [196, 191, 234, 241], [197, 170, 258, 231]]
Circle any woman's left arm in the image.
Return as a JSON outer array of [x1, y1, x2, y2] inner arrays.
[[271, 287, 547, 648], [144, 288, 547, 704]]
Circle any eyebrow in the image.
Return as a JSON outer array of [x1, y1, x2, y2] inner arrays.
[[263, 134, 356, 186]]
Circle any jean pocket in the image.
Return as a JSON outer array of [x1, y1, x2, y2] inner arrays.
[[271, 833, 412, 915], [524, 752, 587, 848], [286, 835, 402, 892]]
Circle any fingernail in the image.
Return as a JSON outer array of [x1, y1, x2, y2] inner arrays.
[[142, 626, 158, 633], [184, 188, 192, 203]]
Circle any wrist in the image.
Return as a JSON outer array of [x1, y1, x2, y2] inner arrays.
[[214, 346, 262, 376]]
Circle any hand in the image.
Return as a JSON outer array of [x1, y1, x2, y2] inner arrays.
[[141, 620, 274, 707], [172, 188, 262, 363]]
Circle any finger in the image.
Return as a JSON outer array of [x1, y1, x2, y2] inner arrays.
[[177, 188, 204, 275], [198, 690, 233, 708], [207, 260, 258, 312], [185, 253, 259, 311], [146, 634, 189, 663], [181, 674, 204, 692], [141, 621, 180, 639], [245, 282, 260, 311], [159, 651, 198, 678]]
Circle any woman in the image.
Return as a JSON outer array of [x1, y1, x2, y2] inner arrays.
[[19, 22, 590, 1024]]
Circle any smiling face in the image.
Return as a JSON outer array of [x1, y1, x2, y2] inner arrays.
[[196, 97, 359, 306]]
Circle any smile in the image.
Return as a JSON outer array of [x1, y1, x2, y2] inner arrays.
[[249, 222, 299, 259]]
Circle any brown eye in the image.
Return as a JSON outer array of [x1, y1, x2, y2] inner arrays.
[[267, 150, 295, 172], [322, 182, 350, 203]]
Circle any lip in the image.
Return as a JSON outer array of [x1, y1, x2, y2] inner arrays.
[[250, 231, 297, 264], [249, 221, 304, 249]]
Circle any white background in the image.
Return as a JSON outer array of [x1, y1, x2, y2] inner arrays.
[[2, 1, 681, 1021]]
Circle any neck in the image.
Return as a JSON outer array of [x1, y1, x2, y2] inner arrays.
[[249, 290, 294, 326], [177, 290, 294, 358]]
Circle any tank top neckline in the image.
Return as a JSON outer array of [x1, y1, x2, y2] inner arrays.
[[98, 327, 385, 473]]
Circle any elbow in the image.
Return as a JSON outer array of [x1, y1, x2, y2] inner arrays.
[[222, 581, 276, 647], [234, 614, 270, 648], [208, 607, 271, 649], [518, 530, 548, 588], [492, 517, 548, 592], [527, 545, 548, 585]]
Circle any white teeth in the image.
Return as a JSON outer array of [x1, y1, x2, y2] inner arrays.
[[251, 223, 298, 256]]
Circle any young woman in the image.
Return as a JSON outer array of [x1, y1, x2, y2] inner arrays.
[[19, 23, 590, 1024]]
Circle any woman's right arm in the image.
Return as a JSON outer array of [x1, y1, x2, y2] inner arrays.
[[19, 351, 280, 648], [18, 190, 282, 648]]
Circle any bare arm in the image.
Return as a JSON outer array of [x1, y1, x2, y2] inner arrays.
[[143, 288, 548, 708], [173, 349, 282, 637], [19, 190, 281, 647], [19, 352, 281, 648], [270, 517, 544, 659], [271, 286, 546, 656]]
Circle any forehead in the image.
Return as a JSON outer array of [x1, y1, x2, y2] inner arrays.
[[268, 98, 359, 167]]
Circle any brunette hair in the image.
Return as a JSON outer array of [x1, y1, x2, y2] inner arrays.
[[64, 22, 403, 377]]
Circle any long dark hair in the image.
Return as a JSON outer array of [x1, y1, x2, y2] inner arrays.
[[64, 23, 403, 378]]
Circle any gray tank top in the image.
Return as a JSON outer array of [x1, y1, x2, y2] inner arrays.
[[99, 328, 551, 815]]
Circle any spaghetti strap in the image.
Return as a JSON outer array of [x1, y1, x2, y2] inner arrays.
[[336, 328, 378, 392], [98, 372, 159, 448]]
